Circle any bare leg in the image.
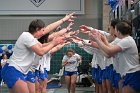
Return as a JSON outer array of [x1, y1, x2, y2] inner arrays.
[[102, 80, 107, 93], [26, 81, 35, 93], [65, 76, 71, 93], [70, 75, 77, 93], [40, 78, 48, 93], [35, 77, 40, 93], [11, 79, 29, 93], [122, 85, 139, 93], [113, 88, 119, 93], [98, 84, 103, 93], [118, 80, 122, 93], [95, 80, 99, 93], [106, 79, 113, 93]]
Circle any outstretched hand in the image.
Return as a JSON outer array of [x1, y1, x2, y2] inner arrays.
[[62, 12, 76, 22], [66, 22, 74, 31], [89, 29, 101, 41], [52, 36, 66, 45], [79, 25, 91, 34]]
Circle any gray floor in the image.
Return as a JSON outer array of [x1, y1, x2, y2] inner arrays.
[[0, 84, 95, 93]]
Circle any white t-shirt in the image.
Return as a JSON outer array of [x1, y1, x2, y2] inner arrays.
[[62, 53, 81, 72], [116, 36, 140, 76], [80, 45, 98, 68], [96, 49, 106, 70], [104, 38, 121, 69], [8, 32, 39, 74], [77, 39, 105, 69], [38, 52, 51, 73]]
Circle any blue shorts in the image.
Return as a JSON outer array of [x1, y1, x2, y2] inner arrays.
[[0, 68, 2, 82], [64, 71, 78, 76], [113, 71, 121, 88], [1, 63, 26, 88], [25, 71, 36, 83], [106, 64, 113, 79], [95, 66, 103, 84], [122, 71, 140, 92], [40, 69, 48, 80], [91, 67, 96, 80], [105, 65, 114, 85], [102, 69, 107, 80], [35, 68, 48, 82]]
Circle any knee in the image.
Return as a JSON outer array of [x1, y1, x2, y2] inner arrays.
[[71, 81, 76, 86], [39, 85, 43, 90]]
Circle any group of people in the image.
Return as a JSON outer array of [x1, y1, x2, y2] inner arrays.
[[70, 19, 140, 93], [0, 12, 140, 93]]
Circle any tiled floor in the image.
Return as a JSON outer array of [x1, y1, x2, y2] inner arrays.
[[0, 85, 95, 93]]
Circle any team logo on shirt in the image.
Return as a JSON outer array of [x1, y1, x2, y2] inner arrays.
[[29, 0, 46, 7]]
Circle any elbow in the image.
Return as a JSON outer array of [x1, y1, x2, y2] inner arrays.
[[35, 51, 45, 56], [36, 53, 44, 56]]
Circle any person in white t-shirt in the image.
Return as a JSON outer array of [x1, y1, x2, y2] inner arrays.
[[1, 54, 7, 67], [62, 48, 82, 93], [79, 19, 121, 93], [25, 21, 74, 93], [34, 34, 71, 93], [1, 12, 75, 93], [90, 21, 140, 93]]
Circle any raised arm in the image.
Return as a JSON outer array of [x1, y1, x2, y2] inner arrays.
[[43, 12, 76, 35], [49, 42, 71, 54], [48, 22, 74, 41], [90, 30, 121, 57], [31, 36, 65, 56]]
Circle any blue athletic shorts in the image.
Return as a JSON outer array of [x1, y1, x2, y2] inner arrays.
[[122, 71, 140, 92], [102, 69, 107, 80], [40, 68, 48, 80], [105, 64, 114, 86], [95, 66, 103, 84], [113, 71, 121, 89], [25, 71, 36, 83], [64, 71, 78, 76], [35, 68, 48, 82], [91, 67, 96, 80], [1, 63, 26, 88], [0, 68, 2, 83]]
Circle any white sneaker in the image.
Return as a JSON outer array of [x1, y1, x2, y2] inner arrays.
[[90, 83, 95, 87]]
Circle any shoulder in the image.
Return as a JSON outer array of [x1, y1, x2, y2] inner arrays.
[[22, 32, 34, 39]]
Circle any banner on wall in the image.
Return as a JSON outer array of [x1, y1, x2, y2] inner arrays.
[[0, 0, 84, 15]]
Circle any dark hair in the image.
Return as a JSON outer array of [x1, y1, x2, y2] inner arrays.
[[66, 49, 75, 55], [121, 20, 132, 35], [28, 19, 45, 34], [115, 22, 132, 35], [2, 54, 7, 59], [110, 19, 121, 28], [38, 33, 50, 44]]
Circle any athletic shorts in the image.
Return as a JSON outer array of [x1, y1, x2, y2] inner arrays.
[[91, 67, 97, 80], [64, 71, 78, 76], [25, 71, 36, 83], [105, 64, 114, 85], [40, 69, 48, 80], [113, 71, 121, 89], [101, 69, 107, 80], [122, 70, 140, 92], [1, 63, 26, 88], [95, 66, 103, 84], [35, 68, 48, 82]]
